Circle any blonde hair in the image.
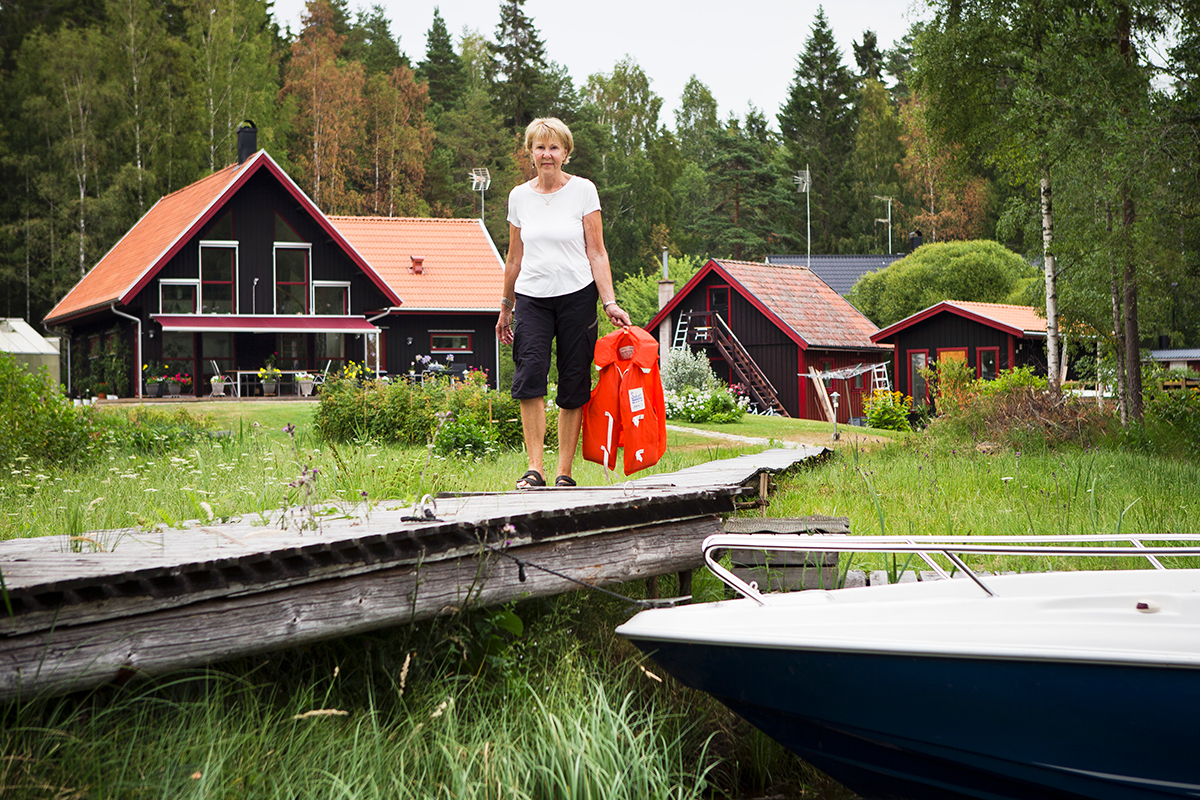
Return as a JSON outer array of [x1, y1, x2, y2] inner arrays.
[[524, 117, 573, 164]]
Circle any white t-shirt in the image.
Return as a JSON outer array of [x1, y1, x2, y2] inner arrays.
[[507, 175, 601, 298]]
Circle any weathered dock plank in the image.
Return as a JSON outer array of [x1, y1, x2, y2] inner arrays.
[[0, 448, 825, 700]]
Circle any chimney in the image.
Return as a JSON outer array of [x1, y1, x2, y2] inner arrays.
[[410, 255, 425, 274], [237, 120, 257, 165], [908, 229, 924, 252]]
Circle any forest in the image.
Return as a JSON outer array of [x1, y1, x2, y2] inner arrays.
[[1, 0, 1197, 375]]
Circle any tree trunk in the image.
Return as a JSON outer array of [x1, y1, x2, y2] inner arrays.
[[1123, 190, 1142, 421], [1041, 174, 1061, 394], [1109, 210, 1127, 425]]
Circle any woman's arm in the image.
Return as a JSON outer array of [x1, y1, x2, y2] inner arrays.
[[583, 210, 631, 328], [497, 224, 523, 345]]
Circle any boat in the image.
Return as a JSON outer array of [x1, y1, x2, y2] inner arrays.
[[616, 533, 1200, 800]]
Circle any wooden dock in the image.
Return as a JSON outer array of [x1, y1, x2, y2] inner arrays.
[[0, 447, 827, 701]]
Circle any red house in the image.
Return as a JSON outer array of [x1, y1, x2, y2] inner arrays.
[[648, 258, 891, 422], [870, 301, 1048, 406]]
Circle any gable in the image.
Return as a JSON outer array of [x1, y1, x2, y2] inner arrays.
[[872, 301, 1047, 343], [45, 152, 399, 325]]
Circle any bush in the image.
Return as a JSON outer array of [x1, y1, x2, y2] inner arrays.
[[975, 365, 1048, 397], [434, 417, 500, 459], [663, 347, 717, 393], [96, 406, 211, 453], [314, 372, 555, 451], [0, 352, 102, 471], [1136, 386, 1200, 459], [664, 386, 748, 423], [863, 389, 913, 431]]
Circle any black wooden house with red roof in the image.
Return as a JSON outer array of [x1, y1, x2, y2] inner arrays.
[[648, 258, 891, 422]]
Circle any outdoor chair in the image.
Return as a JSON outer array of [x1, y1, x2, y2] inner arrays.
[[210, 360, 239, 397]]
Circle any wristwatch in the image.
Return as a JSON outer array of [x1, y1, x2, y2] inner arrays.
[[500, 297, 515, 311]]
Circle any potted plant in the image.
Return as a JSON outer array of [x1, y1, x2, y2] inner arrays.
[[210, 373, 230, 397], [258, 363, 282, 396], [143, 363, 163, 397], [296, 371, 316, 397], [164, 372, 191, 396]]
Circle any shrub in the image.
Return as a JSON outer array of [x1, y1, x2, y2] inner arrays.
[[97, 406, 211, 453], [314, 373, 554, 450], [0, 352, 102, 471], [863, 389, 913, 431], [663, 347, 717, 393], [1136, 386, 1200, 459], [975, 365, 1048, 397], [920, 358, 976, 415], [434, 417, 500, 459], [664, 386, 747, 423]]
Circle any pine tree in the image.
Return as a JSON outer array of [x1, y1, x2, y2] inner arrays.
[[344, 4, 406, 76], [418, 7, 465, 111], [853, 30, 884, 84], [777, 7, 856, 254]]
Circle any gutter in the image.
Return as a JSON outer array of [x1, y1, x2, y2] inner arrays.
[[366, 306, 403, 376], [109, 304, 142, 398]]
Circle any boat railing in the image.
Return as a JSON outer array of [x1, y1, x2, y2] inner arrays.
[[702, 533, 1200, 605]]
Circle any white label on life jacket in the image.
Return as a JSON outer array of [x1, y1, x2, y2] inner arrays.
[[628, 386, 645, 412]]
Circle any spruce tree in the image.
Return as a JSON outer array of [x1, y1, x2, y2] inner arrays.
[[489, 0, 550, 129], [777, 7, 856, 254], [418, 7, 465, 111]]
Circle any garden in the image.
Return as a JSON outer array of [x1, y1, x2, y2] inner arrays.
[[1, 350, 1199, 798]]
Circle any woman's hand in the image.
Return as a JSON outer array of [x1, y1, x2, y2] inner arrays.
[[496, 307, 514, 344], [605, 303, 631, 328]]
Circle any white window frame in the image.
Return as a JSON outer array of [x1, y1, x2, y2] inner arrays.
[[160, 279, 200, 314], [198, 239, 239, 314], [312, 281, 351, 316], [273, 242, 312, 315], [429, 329, 474, 354]]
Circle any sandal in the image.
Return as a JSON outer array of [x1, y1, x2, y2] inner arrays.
[[516, 469, 545, 489], [554, 475, 577, 487]]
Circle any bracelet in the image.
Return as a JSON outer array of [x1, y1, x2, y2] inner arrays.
[[603, 301, 617, 309], [500, 297, 515, 311]]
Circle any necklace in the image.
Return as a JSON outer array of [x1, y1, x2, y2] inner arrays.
[[535, 176, 567, 205]]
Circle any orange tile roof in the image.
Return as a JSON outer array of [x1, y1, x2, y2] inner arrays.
[[329, 216, 504, 311], [45, 162, 248, 324], [651, 259, 884, 350], [872, 300, 1047, 342], [945, 301, 1046, 334], [45, 152, 401, 325]]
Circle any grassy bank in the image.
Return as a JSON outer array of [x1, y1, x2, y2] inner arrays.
[[3, 403, 1197, 798]]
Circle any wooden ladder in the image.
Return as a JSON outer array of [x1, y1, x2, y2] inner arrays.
[[685, 312, 788, 417]]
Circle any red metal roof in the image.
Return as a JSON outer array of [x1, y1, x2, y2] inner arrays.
[[153, 315, 380, 333], [649, 259, 885, 351], [871, 300, 1047, 343], [45, 152, 401, 325], [328, 216, 504, 311]]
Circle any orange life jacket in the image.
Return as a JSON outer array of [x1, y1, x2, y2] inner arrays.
[[581, 326, 667, 475]]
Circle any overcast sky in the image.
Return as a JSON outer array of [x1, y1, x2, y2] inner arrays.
[[270, 0, 930, 127]]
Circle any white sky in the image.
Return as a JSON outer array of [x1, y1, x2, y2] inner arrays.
[[270, 0, 929, 128]]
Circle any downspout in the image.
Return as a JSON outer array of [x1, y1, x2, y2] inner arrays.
[[110, 304, 142, 398], [366, 306, 402, 376]]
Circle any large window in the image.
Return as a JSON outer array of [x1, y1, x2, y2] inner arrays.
[[163, 331, 196, 386], [316, 332, 346, 372], [200, 244, 237, 313], [278, 332, 308, 371], [202, 332, 234, 383], [313, 282, 350, 315], [275, 248, 309, 314]]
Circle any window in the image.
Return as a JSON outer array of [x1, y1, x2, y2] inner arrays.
[[161, 281, 197, 314], [708, 286, 731, 326], [937, 348, 967, 364], [430, 332, 472, 353], [821, 359, 834, 390], [162, 331, 195, 385], [978, 347, 999, 380], [202, 332, 234, 382], [852, 372, 864, 391], [209, 212, 233, 240], [275, 247, 309, 314], [909, 351, 929, 407], [275, 213, 303, 242], [313, 282, 350, 315], [278, 333, 308, 371], [316, 332, 346, 372], [199, 244, 237, 313]]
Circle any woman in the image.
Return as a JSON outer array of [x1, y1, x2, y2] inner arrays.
[[496, 117, 631, 489]]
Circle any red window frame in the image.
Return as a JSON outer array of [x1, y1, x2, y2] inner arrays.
[[908, 349, 930, 406], [977, 346, 1000, 380]]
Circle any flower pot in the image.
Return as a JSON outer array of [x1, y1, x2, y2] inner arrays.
[[167, 383, 181, 396], [211, 381, 228, 397], [262, 380, 277, 396], [299, 379, 314, 397], [146, 383, 161, 397]]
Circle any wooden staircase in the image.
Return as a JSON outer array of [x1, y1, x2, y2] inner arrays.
[[682, 311, 788, 417]]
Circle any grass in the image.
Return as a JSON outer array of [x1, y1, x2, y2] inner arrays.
[[2, 400, 1197, 799]]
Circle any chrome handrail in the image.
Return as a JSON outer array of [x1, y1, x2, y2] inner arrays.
[[702, 533, 1200, 606]]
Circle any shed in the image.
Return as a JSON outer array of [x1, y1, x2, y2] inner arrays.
[[1148, 348, 1200, 374], [648, 259, 891, 422], [870, 301, 1047, 407], [0, 319, 60, 382]]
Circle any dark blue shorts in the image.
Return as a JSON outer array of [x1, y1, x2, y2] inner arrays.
[[511, 282, 599, 409]]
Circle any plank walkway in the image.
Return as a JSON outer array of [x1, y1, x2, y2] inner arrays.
[[0, 446, 827, 701]]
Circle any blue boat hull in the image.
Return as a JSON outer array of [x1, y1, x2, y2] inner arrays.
[[625, 637, 1200, 800]]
